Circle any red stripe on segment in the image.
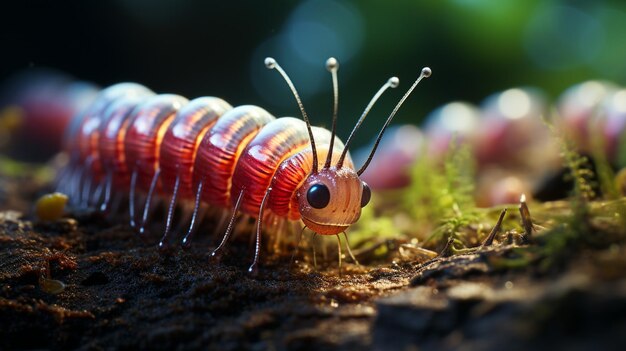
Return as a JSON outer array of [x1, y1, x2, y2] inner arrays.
[[193, 105, 275, 207], [124, 94, 188, 191], [99, 94, 153, 187], [230, 117, 312, 217], [159, 97, 232, 199]]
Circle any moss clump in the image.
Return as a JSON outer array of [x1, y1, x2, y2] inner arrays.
[[407, 141, 479, 248]]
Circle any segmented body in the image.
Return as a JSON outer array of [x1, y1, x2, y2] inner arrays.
[[64, 83, 354, 237], [5, 59, 432, 272]]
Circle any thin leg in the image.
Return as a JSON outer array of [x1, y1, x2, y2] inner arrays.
[[76, 166, 87, 206], [182, 204, 208, 248], [158, 173, 180, 249], [81, 174, 92, 207], [68, 154, 85, 205], [182, 180, 204, 248], [68, 161, 81, 206], [336, 234, 343, 276], [64, 167, 77, 196], [56, 153, 76, 193], [70, 166, 84, 206], [129, 166, 139, 228], [249, 187, 272, 274], [80, 157, 95, 207], [55, 165, 70, 193], [139, 168, 161, 235], [211, 188, 245, 259], [91, 181, 104, 208], [60, 166, 73, 200], [100, 170, 114, 212], [342, 232, 360, 265], [62, 154, 80, 195]]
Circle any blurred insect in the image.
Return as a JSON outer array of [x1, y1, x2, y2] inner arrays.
[[50, 58, 431, 272], [557, 81, 626, 168], [354, 124, 424, 190], [0, 69, 99, 161], [556, 80, 618, 157], [423, 101, 480, 160]]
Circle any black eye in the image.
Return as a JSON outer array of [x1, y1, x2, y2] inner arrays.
[[361, 182, 371, 207], [307, 183, 330, 209]]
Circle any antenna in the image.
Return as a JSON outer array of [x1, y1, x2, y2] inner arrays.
[[324, 57, 339, 168], [357, 67, 432, 176], [336, 76, 400, 168], [265, 57, 319, 172]]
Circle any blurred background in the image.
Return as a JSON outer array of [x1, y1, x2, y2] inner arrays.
[[1, 0, 626, 148]]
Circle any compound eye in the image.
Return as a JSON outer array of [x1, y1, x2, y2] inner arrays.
[[307, 183, 330, 209], [361, 182, 371, 207]]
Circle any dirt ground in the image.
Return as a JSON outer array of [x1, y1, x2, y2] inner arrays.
[[1, 174, 626, 351]]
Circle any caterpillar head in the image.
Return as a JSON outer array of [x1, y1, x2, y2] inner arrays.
[[266, 57, 430, 235], [296, 167, 370, 235]]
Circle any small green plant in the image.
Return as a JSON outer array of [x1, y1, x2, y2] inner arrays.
[[590, 126, 619, 199], [530, 113, 606, 271], [406, 139, 479, 249]]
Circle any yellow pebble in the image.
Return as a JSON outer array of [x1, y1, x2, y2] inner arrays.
[[35, 192, 69, 221]]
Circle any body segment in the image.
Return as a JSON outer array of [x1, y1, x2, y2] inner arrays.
[[230, 117, 313, 216], [124, 94, 188, 190], [158, 97, 232, 197], [193, 105, 275, 207], [99, 93, 154, 187]]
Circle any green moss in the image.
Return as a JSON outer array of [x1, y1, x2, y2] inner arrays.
[[347, 202, 399, 244], [590, 126, 619, 200], [403, 140, 480, 247]]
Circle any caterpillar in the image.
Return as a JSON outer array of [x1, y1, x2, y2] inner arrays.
[[45, 58, 431, 272]]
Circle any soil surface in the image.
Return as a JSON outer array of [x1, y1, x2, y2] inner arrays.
[[1, 174, 626, 351]]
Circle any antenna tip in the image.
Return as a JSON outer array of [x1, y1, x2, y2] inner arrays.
[[265, 57, 277, 69], [421, 67, 432, 78], [388, 77, 400, 88], [326, 57, 339, 71]]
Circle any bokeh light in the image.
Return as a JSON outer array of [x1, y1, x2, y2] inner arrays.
[[2, 0, 626, 148]]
